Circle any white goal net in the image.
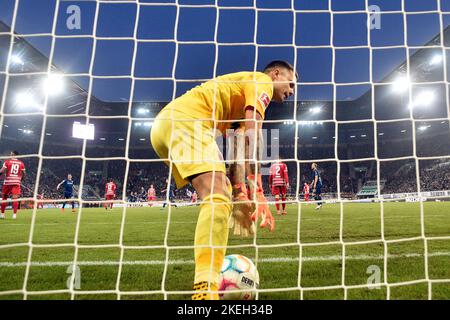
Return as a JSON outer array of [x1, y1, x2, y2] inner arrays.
[[0, 0, 449, 300]]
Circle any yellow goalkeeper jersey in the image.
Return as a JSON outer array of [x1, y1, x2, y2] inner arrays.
[[163, 71, 274, 133]]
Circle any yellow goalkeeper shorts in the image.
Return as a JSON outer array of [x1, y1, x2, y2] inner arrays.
[[150, 108, 226, 189]]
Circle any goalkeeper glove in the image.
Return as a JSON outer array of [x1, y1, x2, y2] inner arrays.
[[229, 183, 255, 237], [247, 174, 275, 232]]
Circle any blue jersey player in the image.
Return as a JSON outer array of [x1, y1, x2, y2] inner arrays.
[[161, 178, 177, 209], [57, 174, 76, 213], [311, 163, 323, 210]]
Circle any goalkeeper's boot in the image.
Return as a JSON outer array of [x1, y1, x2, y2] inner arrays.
[[191, 281, 219, 300], [12, 214, 17, 220], [282, 210, 287, 215], [0, 213, 5, 219]]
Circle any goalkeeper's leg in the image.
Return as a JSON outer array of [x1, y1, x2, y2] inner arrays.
[[190, 171, 232, 300], [150, 108, 231, 299]]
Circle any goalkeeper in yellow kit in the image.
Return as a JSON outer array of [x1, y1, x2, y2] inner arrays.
[[151, 60, 296, 300]]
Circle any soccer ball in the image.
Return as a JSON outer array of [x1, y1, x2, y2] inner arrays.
[[219, 254, 259, 300]]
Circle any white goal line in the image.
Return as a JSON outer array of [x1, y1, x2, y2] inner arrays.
[[0, 251, 448, 268]]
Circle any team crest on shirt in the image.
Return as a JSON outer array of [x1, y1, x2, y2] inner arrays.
[[258, 92, 270, 110]]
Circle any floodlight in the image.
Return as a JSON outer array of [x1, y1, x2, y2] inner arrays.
[[10, 54, 24, 66], [16, 92, 35, 107], [409, 90, 435, 109], [392, 76, 410, 93], [430, 54, 443, 66], [310, 106, 321, 114], [43, 74, 65, 96], [418, 126, 428, 131], [137, 108, 149, 114]]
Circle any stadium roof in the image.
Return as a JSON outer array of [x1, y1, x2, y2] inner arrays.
[[0, 20, 449, 161]]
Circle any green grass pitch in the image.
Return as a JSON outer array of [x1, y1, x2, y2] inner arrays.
[[0, 201, 449, 300]]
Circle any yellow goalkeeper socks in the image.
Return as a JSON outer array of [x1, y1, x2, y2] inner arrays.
[[193, 193, 232, 300], [192, 281, 219, 300]]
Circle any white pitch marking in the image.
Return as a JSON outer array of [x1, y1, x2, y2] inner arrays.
[[0, 251, 448, 267]]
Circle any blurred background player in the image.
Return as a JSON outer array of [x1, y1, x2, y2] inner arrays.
[[161, 178, 177, 209], [311, 163, 323, 210], [151, 60, 295, 299], [37, 192, 44, 209], [147, 184, 156, 206], [57, 174, 75, 213], [105, 178, 116, 210], [139, 186, 147, 202], [128, 192, 137, 204], [269, 159, 289, 215], [0, 151, 26, 219], [303, 182, 310, 203], [191, 190, 198, 205]]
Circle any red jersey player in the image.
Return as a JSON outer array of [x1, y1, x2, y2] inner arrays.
[[105, 178, 116, 210], [191, 190, 198, 204], [147, 184, 156, 206], [269, 160, 289, 215], [0, 151, 26, 219], [37, 192, 44, 209], [303, 182, 310, 203]]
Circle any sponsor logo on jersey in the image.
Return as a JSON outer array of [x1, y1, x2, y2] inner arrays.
[[258, 92, 270, 110]]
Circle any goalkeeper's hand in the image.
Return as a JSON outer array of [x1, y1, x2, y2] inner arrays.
[[228, 183, 255, 237], [247, 174, 275, 232]]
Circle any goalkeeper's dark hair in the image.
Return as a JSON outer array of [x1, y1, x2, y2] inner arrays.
[[11, 150, 19, 156], [263, 60, 298, 79]]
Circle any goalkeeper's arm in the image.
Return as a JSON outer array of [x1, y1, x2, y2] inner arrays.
[[228, 107, 275, 234], [244, 107, 275, 232], [229, 122, 254, 236]]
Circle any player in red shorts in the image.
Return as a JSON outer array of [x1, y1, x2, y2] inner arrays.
[[303, 182, 310, 203], [104, 178, 116, 210], [269, 159, 289, 215], [191, 190, 198, 204], [0, 151, 26, 219], [37, 192, 44, 209], [147, 184, 156, 206]]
